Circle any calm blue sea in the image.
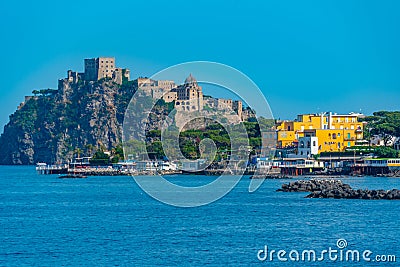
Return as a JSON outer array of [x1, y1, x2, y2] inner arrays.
[[0, 166, 399, 266]]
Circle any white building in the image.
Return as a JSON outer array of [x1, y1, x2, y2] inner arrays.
[[297, 136, 318, 158], [255, 157, 281, 170]]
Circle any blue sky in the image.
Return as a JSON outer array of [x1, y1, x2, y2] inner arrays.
[[0, 0, 399, 131]]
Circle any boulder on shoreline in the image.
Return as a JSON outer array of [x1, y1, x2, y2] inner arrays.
[[277, 179, 351, 193], [278, 179, 400, 200]]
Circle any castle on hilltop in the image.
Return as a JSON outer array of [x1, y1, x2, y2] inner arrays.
[[58, 57, 130, 91], [36, 57, 247, 123], [135, 74, 245, 121]]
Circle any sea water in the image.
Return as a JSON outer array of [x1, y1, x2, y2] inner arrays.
[[0, 166, 399, 266]]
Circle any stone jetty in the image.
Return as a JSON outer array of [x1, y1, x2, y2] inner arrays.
[[277, 179, 351, 192], [278, 179, 400, 200]]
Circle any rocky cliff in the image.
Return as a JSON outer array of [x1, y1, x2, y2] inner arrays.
[[0, 78, 265, 165], [0, 79, 138, 164]]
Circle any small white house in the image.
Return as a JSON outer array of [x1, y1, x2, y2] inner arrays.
[[297, 136, 318, 158]]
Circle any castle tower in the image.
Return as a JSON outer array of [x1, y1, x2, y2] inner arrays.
[[84, 57, 116, 81], [83, 57, 129, 84]]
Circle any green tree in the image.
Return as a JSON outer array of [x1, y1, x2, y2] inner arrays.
[[362, 111, 400, 146], [85, 144, 94, 156], [374, 146, 399, 158], [32, 89, 39, 96], [111, 144, 124, 163], [90, 150, 110, 165], [74, 148, 82, 158]]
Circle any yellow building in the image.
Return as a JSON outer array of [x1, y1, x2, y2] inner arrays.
[[276, 112, 364, 153]]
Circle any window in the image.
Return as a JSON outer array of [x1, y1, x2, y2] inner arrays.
[[348, 142, 351, 147], [313, 141, 316, 146]]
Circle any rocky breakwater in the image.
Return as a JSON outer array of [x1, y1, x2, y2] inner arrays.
[[277, 179, 400, 200]]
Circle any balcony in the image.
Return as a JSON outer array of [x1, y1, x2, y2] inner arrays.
[[344, 137, 356, 141]]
